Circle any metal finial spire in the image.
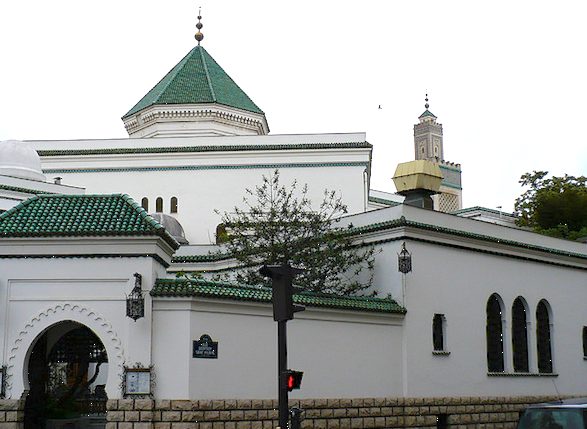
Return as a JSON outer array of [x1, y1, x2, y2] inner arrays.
[[195, 7, 204, 45], [425, 93, 429, 110]]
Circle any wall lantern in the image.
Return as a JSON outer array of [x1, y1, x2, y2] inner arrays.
[[398, 242, 412, 274], [126, 273, 145, 321]]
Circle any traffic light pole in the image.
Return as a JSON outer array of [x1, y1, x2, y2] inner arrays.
[[260, 264, 305, 429], [277, 320, 288, 429]]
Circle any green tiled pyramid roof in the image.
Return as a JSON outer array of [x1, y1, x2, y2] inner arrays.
[[0, 194, 179, 249], [419, 109, 437, 119], [152, 278, 405, 314], [123, 46, 264, 118]]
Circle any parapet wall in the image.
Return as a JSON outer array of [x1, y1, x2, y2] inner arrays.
[[104, 395, 569, 429]]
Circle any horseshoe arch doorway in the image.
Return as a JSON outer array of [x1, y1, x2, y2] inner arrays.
[[24, 321, 109, 429]]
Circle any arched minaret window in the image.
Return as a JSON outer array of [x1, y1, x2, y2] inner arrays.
[[583, 327, 587, 359], [141, 197, 149, 211], [536, 300, 553, 373], [486, 294, 504, 372], [170, 197, 178, 214], [512, 297, 529, 372], [156, 197, 163, 213]]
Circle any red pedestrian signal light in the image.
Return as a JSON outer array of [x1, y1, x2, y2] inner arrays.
[[285, 370, 303, 391]]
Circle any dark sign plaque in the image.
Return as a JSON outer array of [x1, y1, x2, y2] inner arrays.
[[193, 334, 218, 359]]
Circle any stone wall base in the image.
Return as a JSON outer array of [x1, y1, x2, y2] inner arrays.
[[0, 400, 25, 429], [104, 395, 570, 429]]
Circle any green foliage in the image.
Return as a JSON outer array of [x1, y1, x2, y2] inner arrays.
[[514, 171, 587, 240], [216, 170, 378, 295]]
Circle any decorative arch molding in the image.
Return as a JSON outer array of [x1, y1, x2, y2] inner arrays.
[[5, 303, 124, 399]]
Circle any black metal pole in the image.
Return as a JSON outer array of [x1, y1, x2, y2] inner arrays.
[[278, 320, 288, 429]]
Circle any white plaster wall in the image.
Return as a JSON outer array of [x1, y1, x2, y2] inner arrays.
[[44, 166, 367, 245], [152, 299, 403, 399], [0, 255, 165, 399], [30, 133, 371, 245], [393, 240, 587, 397], [151, 302, 192, 399]]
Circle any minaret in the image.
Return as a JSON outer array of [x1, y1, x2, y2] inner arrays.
[[414, 94, 444, 161], [412, 94, 463, 213]]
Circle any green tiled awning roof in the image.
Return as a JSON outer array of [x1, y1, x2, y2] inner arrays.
[[123, 46, 264, 118], [152, 278, 405, 314], [0, 194, 179, 249]]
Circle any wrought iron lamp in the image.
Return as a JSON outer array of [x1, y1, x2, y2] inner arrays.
[[126, 273, 145, 321], [398, 242, 412, 274]]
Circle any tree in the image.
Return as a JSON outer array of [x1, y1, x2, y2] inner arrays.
[[216, 170, 377, 295], [514, 171, 587, 240]]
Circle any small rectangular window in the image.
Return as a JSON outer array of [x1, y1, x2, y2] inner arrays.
[[583, 327, 587, 358], [433, 314, 445, 351]]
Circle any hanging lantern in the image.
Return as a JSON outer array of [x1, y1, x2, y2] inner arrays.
[[126, 273, 145, 321], [398, 242, 412, 274]]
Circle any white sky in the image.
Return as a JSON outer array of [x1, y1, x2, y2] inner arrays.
[[1, 0, 586, 212]]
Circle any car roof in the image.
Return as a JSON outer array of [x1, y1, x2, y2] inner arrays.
[[527, 398, 587, 409]]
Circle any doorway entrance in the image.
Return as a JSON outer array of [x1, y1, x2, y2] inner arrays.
[[24, 321, 108, 429]]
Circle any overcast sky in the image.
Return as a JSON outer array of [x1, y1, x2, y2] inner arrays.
[[1, 0, 586, 212]]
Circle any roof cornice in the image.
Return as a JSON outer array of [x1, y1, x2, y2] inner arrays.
[[37, 141, 372, 157]]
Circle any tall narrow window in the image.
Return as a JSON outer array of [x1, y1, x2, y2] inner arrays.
[[170, 197, 178, 214], [536, 300, 553, 373], [583, 327, 587, 358], [486, 294, 504, 372], [141, 197, 149, 211], [512, 297, 529, 372], [156, 197, 163, 213], [433, 314, 445, 351]]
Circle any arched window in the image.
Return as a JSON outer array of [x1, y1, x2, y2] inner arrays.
[[536, 300, 553, 373], [170, 197, 178, 214], [512, 297, 529, 372], [486, 294, 504, 372], [583, 327, 587, 358], [141, 197, 148, 211], [433, 314, 445, 351], [156, 197, 163, 213]]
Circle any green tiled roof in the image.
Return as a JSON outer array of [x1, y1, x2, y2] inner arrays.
[[172, 253, 231, 264], [175, 215, 587, 267], [152, 278, 405, 314], [37, 142, 372, 157], [123, 46, 263, 118], [349, 216, 587, 262], [368, 196, 400, 207], [452, 206, 514, 216], [0, 184, 55, 195], [419, 109, 436, 119], [0, 194, 179, 249]]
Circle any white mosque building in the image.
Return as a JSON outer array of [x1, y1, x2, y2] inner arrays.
[[0, 16, 586, 429]]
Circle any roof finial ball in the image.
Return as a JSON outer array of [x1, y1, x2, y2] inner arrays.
[[195, 8, 204, 45], [425, 93, 429, 110]]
